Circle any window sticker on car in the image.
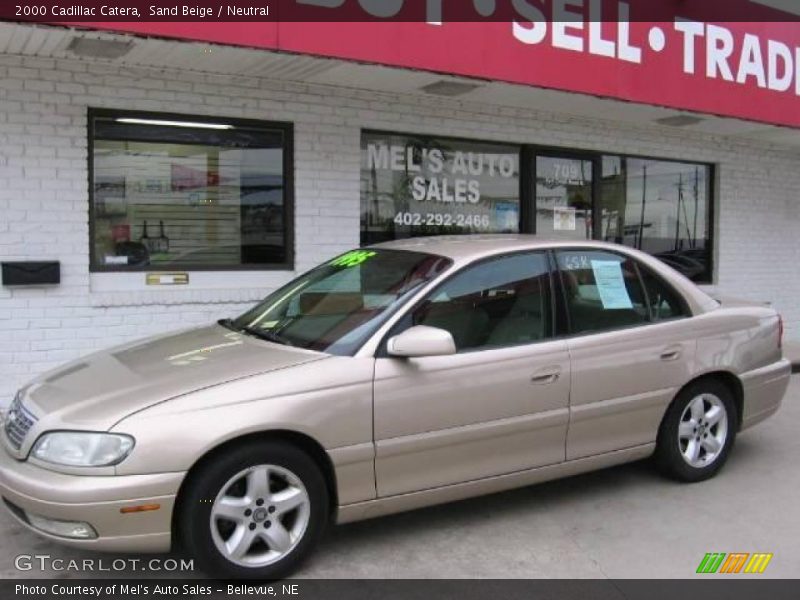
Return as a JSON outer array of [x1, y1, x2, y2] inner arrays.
[[561, 253, 591, 271], [591, 260, 634, 310], [330, 250, 377, 268]]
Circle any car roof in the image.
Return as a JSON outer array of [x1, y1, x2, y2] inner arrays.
[[370, 234, 626, 261]]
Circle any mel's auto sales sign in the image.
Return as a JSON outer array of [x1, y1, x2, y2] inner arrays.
[[5, 0, 800, 128]]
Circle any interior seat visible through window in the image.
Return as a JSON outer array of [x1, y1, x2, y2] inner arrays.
[[556, 249, 649, 334], [484, 280, 548, 347], [411, 252, 553, 352], [416, 300, 489, 350]]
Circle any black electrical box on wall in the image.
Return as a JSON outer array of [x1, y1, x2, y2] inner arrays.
[[1, 262, 60, 286]]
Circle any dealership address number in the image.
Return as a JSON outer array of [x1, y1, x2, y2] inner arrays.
[[394, 212, 492, 229]]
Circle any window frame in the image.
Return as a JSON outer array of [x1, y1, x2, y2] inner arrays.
[[551, 247, 691, 338], [377, 249, 557, 357], [87, 107, 295, 273], [526, 147, 602, 239]]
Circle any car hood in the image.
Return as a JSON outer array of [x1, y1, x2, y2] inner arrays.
[[22, 324, 327, 430]]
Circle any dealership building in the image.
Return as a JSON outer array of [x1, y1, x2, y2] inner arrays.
[[0, 8, 799, 406]]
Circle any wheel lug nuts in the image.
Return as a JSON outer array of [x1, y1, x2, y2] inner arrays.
[[249, 523, 256, 530], [268, 506, 276, 513], [264, 521, 271, 528], [244, 509, 252, 516], [256, 499, 264, 506]]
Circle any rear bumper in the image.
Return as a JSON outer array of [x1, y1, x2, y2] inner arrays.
[[0, 448, 183, 552], [740, 358, 792, 430]]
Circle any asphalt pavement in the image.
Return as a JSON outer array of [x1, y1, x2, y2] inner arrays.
[[1, 377, 798, 579]]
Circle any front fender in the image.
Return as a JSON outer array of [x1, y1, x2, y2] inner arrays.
[[111, 357, 376, 505]]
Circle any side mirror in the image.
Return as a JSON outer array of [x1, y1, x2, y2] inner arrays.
[[387, 325, 457, 358]]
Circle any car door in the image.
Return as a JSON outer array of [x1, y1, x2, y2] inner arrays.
[[554, 248, 697, 460], [373, 251, 571, 497]]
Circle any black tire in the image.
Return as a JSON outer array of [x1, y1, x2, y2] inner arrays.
[[655, 378, 738, 482], [178, 440, 329, 579]]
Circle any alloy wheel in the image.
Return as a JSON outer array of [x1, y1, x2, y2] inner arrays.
[[677, 393, 729, 468], [209, 464, 310, 567]]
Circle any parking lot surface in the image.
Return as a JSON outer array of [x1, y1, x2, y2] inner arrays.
[[2, 377, 798, 579]]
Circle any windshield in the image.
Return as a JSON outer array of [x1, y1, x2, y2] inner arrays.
[[230, 249, 452, 355]]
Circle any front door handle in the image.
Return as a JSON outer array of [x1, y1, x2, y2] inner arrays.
[[531, 367, 561, 385], [660, 347, 682, 361]]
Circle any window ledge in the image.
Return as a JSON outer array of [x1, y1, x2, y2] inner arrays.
[[89, 271, 295, 307], [89, 288, 270, 308]]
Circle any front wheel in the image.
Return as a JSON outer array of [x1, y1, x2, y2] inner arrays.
[[655, 379, 738, 482], [179, 441, 329, 579]]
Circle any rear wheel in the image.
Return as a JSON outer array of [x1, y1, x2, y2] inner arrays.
[[179, 441, 329, 579], [655, 379, 737, 482]]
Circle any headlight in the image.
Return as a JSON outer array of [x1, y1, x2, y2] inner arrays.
[[31, 432, 134, 467]]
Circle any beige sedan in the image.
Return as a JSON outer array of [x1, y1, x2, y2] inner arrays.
[[0, 236, 791, 578]]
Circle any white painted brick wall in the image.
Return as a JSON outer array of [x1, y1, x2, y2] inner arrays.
[[1, 53, 799, 406]]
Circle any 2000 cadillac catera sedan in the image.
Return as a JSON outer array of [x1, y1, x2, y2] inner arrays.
[[0, 236, 791, 578]]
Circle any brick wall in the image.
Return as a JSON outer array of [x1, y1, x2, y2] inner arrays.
[[1, 53, 799, 406]]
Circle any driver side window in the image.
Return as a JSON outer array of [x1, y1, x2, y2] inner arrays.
[[411, 252, 553, 352]]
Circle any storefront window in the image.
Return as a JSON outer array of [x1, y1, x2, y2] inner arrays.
[[90, 110, 292, 271], [361, 131, 521, 245], [360, 133, 713, 282], [535, 155, 594, 241], [599, 156, 712, 283]]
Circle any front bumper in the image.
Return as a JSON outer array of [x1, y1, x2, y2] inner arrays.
[[0, 448, 184, 552]]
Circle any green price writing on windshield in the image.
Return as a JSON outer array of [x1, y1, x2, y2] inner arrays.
[[330, 250, 377, 268]]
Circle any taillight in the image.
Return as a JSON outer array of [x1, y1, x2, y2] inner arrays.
[[778, 315, 784, 350]]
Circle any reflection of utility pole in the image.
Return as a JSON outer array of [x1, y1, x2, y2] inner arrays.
[[692, 166, 699, 249], [681, 182, 693, 243], [371, 163, 379, 229], [674, 174, 683, 250], [580, 159, 590, 240], [637, 164, 647, 249], [618, 156, 627, 244]]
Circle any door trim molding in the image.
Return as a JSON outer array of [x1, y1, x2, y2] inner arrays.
[[336, 443, 654, 524]]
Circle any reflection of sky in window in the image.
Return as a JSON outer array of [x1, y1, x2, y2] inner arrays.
[[222, 148, 284, 207], [435, 254, 547, 300], [231, 148, 283, 179], [603, 158, 708, 238]]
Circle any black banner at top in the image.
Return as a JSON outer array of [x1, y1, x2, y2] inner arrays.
[[3, 0, 800, 23]]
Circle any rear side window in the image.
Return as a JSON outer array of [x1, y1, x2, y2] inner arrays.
[[638, 266, 689, 321], [555, 250, 648, 334]]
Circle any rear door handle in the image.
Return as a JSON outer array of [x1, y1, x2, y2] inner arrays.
[[531, 367, 561, 385], [660, 347, 682, 361]]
